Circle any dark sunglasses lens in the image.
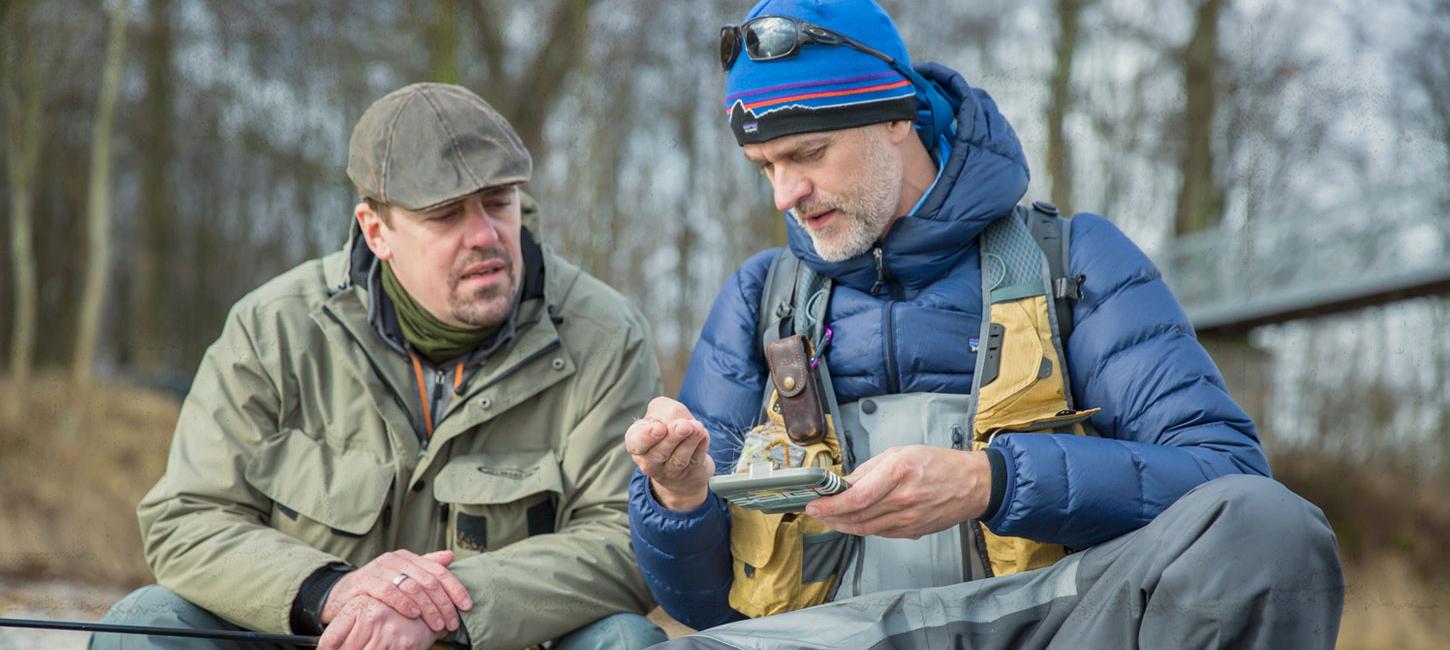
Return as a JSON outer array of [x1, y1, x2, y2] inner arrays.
[[743, 17, 800, 61], [719, 27, 740, 70]]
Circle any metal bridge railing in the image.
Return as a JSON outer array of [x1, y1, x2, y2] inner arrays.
[[1159, 214, 1450, 332]]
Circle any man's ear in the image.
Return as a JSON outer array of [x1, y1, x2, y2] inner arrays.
[[885, 119, 915, 145], [355, 201, 393, 261]]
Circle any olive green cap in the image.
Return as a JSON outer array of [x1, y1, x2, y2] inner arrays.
[[347, 83, 532, 212]]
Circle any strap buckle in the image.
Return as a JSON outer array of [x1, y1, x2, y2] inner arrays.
[[1053, 275, 1085, 301]]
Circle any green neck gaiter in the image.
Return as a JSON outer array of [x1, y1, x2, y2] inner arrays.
[[381, 261, 497, 365]]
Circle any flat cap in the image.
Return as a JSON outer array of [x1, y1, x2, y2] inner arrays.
[[348, 83, 532, 212]]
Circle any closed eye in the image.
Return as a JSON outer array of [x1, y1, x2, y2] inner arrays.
[[794, 146, 826, 163]]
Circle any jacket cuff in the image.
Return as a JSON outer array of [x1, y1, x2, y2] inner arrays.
[[645, 480, 719, 521], [444, 622, 471, 647], [982, 447, 1007, 521], [633, 469, 720, 521], [290, 562, 351, 635], [630, 470, 729, 556]]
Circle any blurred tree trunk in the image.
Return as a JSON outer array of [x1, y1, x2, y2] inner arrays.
[[1047, 0, 1085, 214], [1404, 0, 1450, 193], [673, 95, 699, 377], [72, 0, 130, 384], [467, 0, 598, 158], [129, 0, 172, 370], [4, 0, 44, 389], [431, 0, 459, 84], [1172, 0, 1225, 236]]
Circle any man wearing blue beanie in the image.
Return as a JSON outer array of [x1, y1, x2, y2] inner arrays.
[[627, 1, 1344, 648]]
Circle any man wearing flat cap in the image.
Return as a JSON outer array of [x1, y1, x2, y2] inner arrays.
[[92, 83, 666, 649]]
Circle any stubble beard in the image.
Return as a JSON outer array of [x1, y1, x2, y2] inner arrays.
[[795, 131, 902, 263], [447, 246, 518, 329]]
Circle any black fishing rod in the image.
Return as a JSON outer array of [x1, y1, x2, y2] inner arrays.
[[0, 617, 319, 645]]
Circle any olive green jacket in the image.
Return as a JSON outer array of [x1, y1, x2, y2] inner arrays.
[[137, 233, 659, 648]]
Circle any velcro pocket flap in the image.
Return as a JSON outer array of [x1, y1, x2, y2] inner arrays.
[[433, 450, 563, 505], [244, 430, 393, 536]]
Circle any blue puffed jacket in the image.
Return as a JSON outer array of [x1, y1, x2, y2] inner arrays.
[[628, 62, 1270, 629]]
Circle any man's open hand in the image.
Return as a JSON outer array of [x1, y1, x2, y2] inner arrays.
[[626, 396, 714, 511], [805, 445, 991, 538], [318, 595, 445, 650], [321, 549, 472, 634]]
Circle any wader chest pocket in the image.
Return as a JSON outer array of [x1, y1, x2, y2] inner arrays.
[[973, 296, 1099, 440], [728, 505, 846, 617], [434, 451, 561, 557], [244, 430, 392, 557]]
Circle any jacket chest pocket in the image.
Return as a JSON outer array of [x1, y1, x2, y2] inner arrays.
[[433, 451, 562, 559], [244, 430, 393, 561]]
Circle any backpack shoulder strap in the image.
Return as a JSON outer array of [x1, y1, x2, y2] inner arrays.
[[754, 249, 852, 461], [1022, 201, 1083, 341], [756, 249, 834, 352], [757, 249, 800, 353]]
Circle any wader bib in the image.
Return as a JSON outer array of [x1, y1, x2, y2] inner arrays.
[[832, 392, 975, 599]]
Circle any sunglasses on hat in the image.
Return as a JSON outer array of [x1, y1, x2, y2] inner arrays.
[[719, 15, 898, 72]]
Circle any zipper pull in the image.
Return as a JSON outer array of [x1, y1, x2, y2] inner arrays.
[[869, 247, 887, 296]]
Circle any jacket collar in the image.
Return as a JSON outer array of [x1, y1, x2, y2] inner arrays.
[[785, 62, 1030, 295]]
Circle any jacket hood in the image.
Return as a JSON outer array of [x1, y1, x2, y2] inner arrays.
[[785, 62, 1029, 293]]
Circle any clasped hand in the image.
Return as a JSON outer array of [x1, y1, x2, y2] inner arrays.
[[317, 549, 473, 650]]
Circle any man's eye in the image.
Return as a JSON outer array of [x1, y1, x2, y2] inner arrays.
[[434, 211, 460, 221], [797, 147, 825, 162], [759, 163, 774, 176], [488, 201, 514, 210]]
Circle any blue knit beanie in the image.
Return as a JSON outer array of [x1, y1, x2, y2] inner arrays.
[[724, 0, 920, 146]]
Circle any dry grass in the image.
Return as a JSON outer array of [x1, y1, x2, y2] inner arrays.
[[0, 374, 179, 588], [1273, 451, 1450, 649], [2, 377, 1448, 646], [1273, 451, 1450, 584], [1338, 558, 1450, 649]]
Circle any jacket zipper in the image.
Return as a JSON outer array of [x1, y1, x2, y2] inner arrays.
[[430, 367, 446, 430], [869, 247, 887, 296], [414, 365, 448, 458], [871, 247, 902, 394], [883, 301, 899, 394]]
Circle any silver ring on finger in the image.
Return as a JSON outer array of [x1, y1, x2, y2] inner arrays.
[[392, 573, 410, 588]]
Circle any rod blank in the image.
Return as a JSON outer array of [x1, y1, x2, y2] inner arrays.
[[0, 617, 318, 646]]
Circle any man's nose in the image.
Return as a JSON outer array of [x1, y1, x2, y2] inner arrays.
[[462, 199, 501, 248], [772, 168, 812, 213]]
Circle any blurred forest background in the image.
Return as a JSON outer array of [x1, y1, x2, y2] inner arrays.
[[1, 0, 1448, 647]]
